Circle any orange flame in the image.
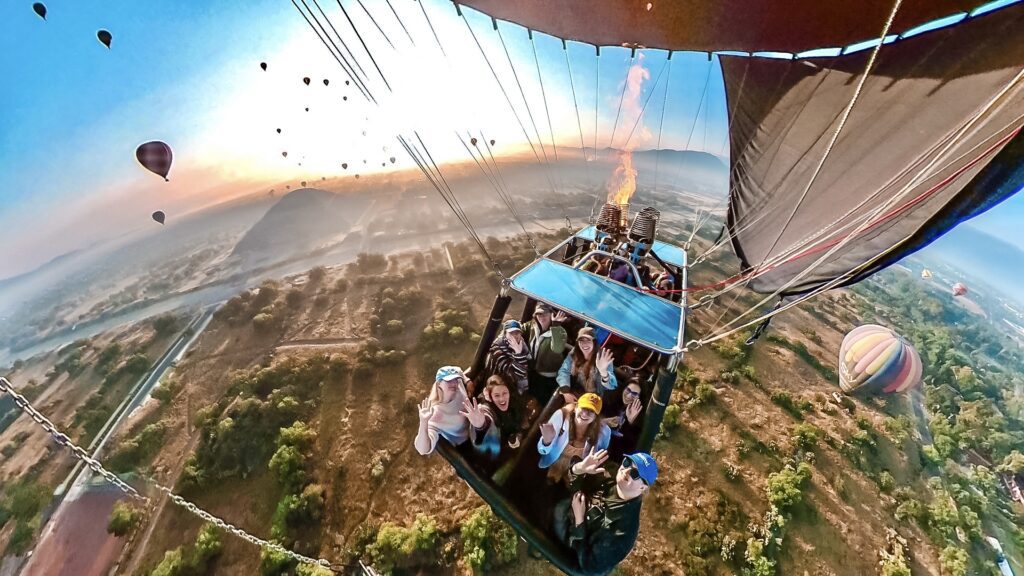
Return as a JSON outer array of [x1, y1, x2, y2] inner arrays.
[[609, 151, 637, 206], [606, 54, 650, 207]]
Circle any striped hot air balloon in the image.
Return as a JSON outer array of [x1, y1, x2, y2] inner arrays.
[[838, 325, 922, 395], [921, 269, 933, 279]]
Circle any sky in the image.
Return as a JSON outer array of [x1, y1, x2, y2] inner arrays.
[[0, 0, 1022, 279]]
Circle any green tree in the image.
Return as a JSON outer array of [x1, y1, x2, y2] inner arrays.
[[792, 423, 820, 451], [766, 463, 813, 512], [939, 545, 968, 576], [369, 514, 440, 574], [999, 450, 1024, 475], [460, 506, 518, 573], [107, 501, 141, 536]]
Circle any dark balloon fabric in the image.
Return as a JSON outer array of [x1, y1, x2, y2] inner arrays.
[[32, 2, 46, 19], [152, 211, 165, 225], [721, 6, 1024, 296], [136, 141, 173, 180], [459, 0, 980, 53], [97, 29, 112, 48]]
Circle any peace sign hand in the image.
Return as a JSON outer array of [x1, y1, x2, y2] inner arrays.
[[460, 398, 487, 429]]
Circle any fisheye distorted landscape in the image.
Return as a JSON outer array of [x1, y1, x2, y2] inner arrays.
[[3, 1, 1024, 576]]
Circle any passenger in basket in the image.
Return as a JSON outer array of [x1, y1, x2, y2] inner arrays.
[[485, 319, 531, 395], [463, 375, 527, 463], [414, 366, 470, 456], [556, 327, 617, 401], [522, 303, 571, 404], [553, 450, 658, 574], [537, 393, 611, 486], [602, 379, 644, 461]]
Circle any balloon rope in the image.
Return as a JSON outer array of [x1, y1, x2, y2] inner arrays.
[[355, 0, 395, 50], [652, 57, 673, 194], [333, 0, 393, 91], [309, 0, 373, 88], [606, 53, 634, 152], [292, 0, 374, 103], [620, 57, 671, 151], [384, 0, 415, 46]]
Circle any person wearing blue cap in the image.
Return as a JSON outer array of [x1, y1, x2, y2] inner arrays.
[[484, 318, 531, 395], [414, 366, 470, 456], [552, 449, 658, 573]]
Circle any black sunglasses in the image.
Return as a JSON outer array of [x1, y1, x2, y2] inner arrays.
[[621, 457, 646, 484]]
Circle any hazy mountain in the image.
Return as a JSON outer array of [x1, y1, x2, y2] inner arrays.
[[230, 188, 357, 266], [921, 224, 1024, 303]]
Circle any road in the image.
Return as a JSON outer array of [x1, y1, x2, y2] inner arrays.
[[21, 307, 216, 576]]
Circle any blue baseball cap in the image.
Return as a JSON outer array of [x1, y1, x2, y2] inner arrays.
[[503, 319, 523, 332], [435, 366, 464, 382], [624, 452, 658, 486]]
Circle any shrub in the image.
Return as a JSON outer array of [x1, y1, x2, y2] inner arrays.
[[369, 514, 440, 574], [939, 545, 968, 576], [693, 383, 716, 405], [766, 462, 813, 512], [107, 501, 142, 536], [878, 471, 896, 493], [370, 450, 390, 481], [792, 423, 820, 451], [742, 538, 777, 576], [308, 266, 327, 283], [253, 313, 277, 333], [659, 404, 682, 439], [770, 391, 803, 420], [460, 506, 518, 573]]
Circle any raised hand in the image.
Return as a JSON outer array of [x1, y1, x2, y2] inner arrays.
[[625, 397, 642, 424], [577, 448, 609, 475], [508, 333, 525, 354], [595, 348, 613, 375], [459, 398, 487, 429], [418, 398, 433, 422], [553, 310, 568, 324], [571, 492, 587, 526], [540, 422, 556, 445]]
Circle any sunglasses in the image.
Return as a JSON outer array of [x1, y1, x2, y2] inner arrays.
[[621, 457, 648, 485], [624, 388, 640, 398]]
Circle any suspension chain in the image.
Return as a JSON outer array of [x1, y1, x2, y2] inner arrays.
[[0, 376, 337, 572]]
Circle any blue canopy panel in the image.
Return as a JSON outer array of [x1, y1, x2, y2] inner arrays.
[[511, 259, 685, 353], [573, 226, 687, 269]]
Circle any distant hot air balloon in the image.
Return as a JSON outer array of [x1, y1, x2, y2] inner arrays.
[[32, 2, 46, 19], [952, 282, 968, 297], [389, 157, 396, 164], [921, 269, 933, 279], [342, 163, 348, 169], [152, 211, 165, 225], [303, 77, 311, 86], [343, 96, 348, 101], [321, 176, 326, 180], [839, 325, 922, 395], [276, 128, 282, 134], [345, 80, 350, 86], [355, 174, 360, 179], [97, 29, 112, 49], [301, 180, 307, 186], [286, 185, 291, 190], [305, 107, 309, 112], [323, 78, 329, 86], [470, 137, 478, 146], [260, 62, 267, 71], [135, 141, 173, 181], [282, 151, 288, 158], [489, 139, 495, 146]]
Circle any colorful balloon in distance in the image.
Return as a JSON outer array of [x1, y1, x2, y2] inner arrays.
[[838, 325, 922, 395], [152, 211, 165, 225], [32, 2, 46, 19], [952, 282, 968, 297], [921, 269, 933, 279], [303, 77, 311, 86], [135, 141, 173, 180], [97, 29, 112, 49], [260, 62, 267, 71]]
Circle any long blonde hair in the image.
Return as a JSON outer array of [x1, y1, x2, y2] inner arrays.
[[428, 374, 467, 407]]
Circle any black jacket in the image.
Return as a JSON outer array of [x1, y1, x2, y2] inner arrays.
[[565, 465, 643, 574]]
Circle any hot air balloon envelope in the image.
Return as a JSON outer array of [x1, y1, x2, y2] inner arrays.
[[303, 77, 311, 86], [260, 62, 267, 71], [136, 141, 173, 180], [97, 29, 112, 48], [323, 78, 329, 86], [921, 269, 933, 279], [839, 325, 922, 395], [32, 2, 46, 19], [952, 283, 968, 297], [152, 211, 165, 225]]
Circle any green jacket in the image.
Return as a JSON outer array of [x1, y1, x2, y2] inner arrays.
[[522, 319, 569, 377]]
